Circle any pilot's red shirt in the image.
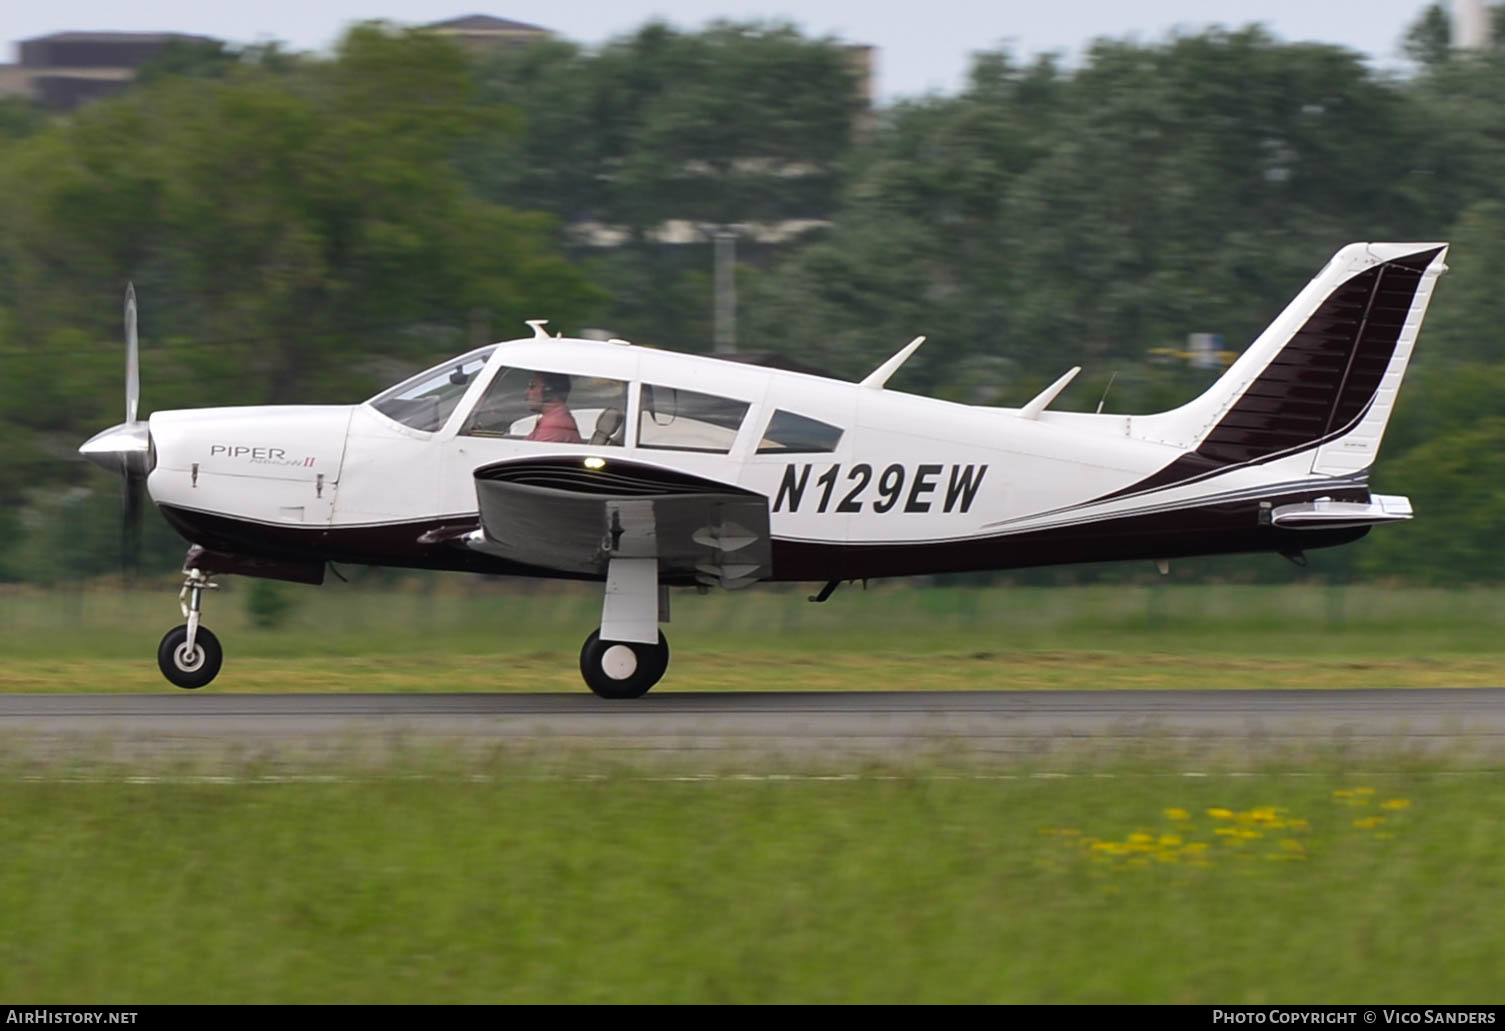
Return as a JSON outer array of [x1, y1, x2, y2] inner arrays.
[[527, 403, 582, 444]]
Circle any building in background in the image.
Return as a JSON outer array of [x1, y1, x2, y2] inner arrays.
[[422, 14, 555, 52], [0, 31, 219, 110]]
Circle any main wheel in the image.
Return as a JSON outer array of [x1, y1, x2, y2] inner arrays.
[[157, 624, 223, 690], [579, 630, 669, 699]]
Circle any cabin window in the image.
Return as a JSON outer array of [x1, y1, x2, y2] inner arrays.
[[460, 367, 629, 446], [369, 348, 495, 432], [756, 409, 844, 454], [637, 384, 750, 454]]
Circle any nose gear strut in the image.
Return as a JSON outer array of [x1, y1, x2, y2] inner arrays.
[[157, 564, 223, 689]]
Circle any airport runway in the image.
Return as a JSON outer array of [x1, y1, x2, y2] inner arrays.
[[2, 689, 1503, 762]]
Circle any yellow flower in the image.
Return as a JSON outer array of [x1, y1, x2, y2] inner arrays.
[[1333, 790, 1353, 799], [1208, 808, 1235, 819], [1158, 834, 1183, 847], [1354, 787, 1376, 796], [1381, 799, 1411, 810], [1354, 816, 1386, 829], [1164, 808, 1191, 821]]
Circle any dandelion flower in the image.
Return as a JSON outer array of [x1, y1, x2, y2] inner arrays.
[[1165, 808, 1191, 821], [1208, 808, 1235, 819], [1381, 799, 1410, 811]]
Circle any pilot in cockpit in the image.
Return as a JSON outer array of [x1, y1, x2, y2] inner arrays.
[[525, 371, 583, 444]]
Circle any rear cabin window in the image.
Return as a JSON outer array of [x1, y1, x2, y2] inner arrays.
[[460, 367, 629, 446], [637, 384, 750, 454], [756, 410, 844, 454]]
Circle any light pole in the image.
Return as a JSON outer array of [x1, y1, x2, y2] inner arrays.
[[712, 227, 737, 354], [1454, 0, 1489, 50]]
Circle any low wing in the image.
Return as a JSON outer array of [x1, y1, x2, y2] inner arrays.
[[461, 457, 771, 588]]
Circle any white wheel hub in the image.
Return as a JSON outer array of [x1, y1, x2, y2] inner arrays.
[[601, 644, 638, 680], [174, 643, 205, 672]]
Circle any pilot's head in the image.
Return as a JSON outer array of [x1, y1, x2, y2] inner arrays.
[[527, 372, 572, 409]]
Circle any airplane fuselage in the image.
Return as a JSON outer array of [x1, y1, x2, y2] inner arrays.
[[145, 338, 1370, 584]]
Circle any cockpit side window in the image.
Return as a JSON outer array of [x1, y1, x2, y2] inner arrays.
[[756, 410, 844, 453], [637, 384, 750, 454], [369, 348, 495, 432], [460, 367, 629, 446]]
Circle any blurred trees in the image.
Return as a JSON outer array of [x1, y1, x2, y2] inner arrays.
[[465, 20, 862, 350], [742, 28, 1451, 399], [2, 13, 1505, 584], [0, 23, 601, 577]]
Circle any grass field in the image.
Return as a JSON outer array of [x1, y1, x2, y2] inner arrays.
[[3, 754, 1502, 1003], [2, 581, 1504, 692], [5, 583, 1504, 1003]]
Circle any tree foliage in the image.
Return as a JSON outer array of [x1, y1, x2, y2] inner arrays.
[[3, 14, 1505, 585], [0, 24, 600, 476]]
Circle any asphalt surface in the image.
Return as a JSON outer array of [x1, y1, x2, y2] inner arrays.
[[2, 689, 1503, 763]]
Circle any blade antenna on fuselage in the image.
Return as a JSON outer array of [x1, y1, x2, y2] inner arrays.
[[860, 336, 925, 390]]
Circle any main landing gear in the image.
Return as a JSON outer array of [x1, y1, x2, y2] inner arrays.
[[152, 555, 673, 698], [579, 630, 670, 699], [158, 568, 222, 689], [579, 556, 671, 699]]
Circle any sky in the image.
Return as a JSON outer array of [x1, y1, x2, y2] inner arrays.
[[3, 1, 1443, 103]]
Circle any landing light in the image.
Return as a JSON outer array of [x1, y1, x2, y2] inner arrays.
[[584, 457, 606, 470]]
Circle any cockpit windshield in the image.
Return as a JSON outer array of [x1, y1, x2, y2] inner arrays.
[[368, 347, 495, 432]]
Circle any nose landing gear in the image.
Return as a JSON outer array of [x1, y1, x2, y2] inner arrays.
[[157, 568, 222, 689]]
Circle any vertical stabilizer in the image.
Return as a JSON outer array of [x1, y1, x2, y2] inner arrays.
[[1131, 242, 1448, 486]]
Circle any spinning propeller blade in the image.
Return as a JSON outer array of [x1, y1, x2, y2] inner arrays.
[[125, 281, 139, 426]]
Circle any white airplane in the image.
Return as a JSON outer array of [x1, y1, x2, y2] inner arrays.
[[79, 241, 1447, 697]]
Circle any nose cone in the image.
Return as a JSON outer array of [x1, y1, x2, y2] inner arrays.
[[79, 421, 152, 478]]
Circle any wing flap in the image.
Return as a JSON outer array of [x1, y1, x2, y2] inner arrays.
[[466, 457, 771, 582]]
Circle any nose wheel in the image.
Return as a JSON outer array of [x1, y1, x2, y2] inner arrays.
[[580, 630, 669, 699], [158, 624, 223, 689], [158, 567, 223, 689]]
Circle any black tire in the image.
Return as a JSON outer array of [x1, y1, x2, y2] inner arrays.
[[579, 630, 669, 699], [157, 624, 223, 690]]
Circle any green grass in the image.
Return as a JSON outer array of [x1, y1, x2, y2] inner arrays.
[[2, 582, 1504, 692], [3, 754, 1503, 1003]]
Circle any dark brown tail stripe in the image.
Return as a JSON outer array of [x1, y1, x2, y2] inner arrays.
[[1096, 246, 1440, 504]]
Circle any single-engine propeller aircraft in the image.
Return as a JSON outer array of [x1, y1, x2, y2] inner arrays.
[[80, 242, 1448, 697]]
